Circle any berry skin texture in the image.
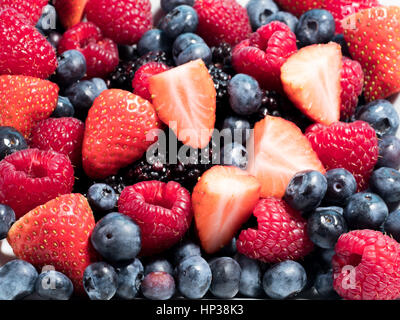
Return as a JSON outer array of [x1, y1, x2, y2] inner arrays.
[[377, 135, 400, 170], [228, 73, 262, 116], [141, 271, 176, 300], [0, 127, 28, 161], [232, 21, 297, 91], [116, 259, 144, 300], [0, 0, 48, 25], [159, 5, 198, 39], [0, 149, 75, 218], [306, 121, 379, 191], [0, 204, 15, 239], [30, 117, 85, 167], [0, 8, 57, 79], [246, 0, 279, 31], [83, 262, 117, 300], [193, 0, 252, 46], [333, 230, 400, 300], [35, 270, 74, 300], [237, 197, 314, 263], [209, 257, 241, 299], [118, 181, 193, 256], [7, 194, 98, 294], [53, 0, 89, 29], [82, 89, 161, 179], [324, 168, 357, 206], [85, 0, 152, 45]]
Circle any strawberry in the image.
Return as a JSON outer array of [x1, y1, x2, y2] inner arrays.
[[193, 0, 251, 46], [342, 6, 400, 102], [0, 75, 59, 138], [132, 62, 170, 101], [192, 166, 261, 254], [306, 121, 379, 191], [0, 8, 57, 79], [246, 115, 325, 199], [53, 0, 89, 29], [281, 42, 342, 125], [7, 194, 98, 293], [0, 0, 48, 25], [85, 0, 152, 45], [149, 59, 216, 149], [82, 89, 161, 179]]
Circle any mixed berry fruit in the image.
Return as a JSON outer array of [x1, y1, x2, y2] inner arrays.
[[0, 0, 399, 301]]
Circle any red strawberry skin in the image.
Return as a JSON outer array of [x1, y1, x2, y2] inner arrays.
[[333, 230, 400, 300], [85, 0, 152, 45], [237, 197, 314, 263], [0, 149, 75, 218], [58, 22, 119, 79], [0, 8, 57, 79], [53, 0, 89, 29], [7, 194, 98, 293], [232, 21, 297, 91], [30, 117, 85, 167], [306, 121, 379, 191], [82, 89, 161, 179], [118, 181, 193, 256], [193, 0, 251, 46], [0, 75, 59, 138], [0, 0, 48, 25]]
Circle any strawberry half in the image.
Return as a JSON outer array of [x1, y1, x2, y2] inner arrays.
[[53, 0, 89, 29], [342, 6, 400, 102], [149, 59, 216, 149], [192, 166, 261, 254], [246, 115, 325, 199], [281, 42, 342, 125]]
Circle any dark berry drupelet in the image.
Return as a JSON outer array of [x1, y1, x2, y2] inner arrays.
[[208, 65, 231, 102], [211, 42, 233, 73]]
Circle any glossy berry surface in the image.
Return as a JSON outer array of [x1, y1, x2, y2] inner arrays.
[[264, 11, 298, 33], [0, 126, 28, 161], [324, 168, 357, 206], [35, 270, 74, 301], [87, 183, 118, 213], [209, 257, 241, 299], [172, 240, 201, 265], [220, 142, 248, 170], [383, 209, 400, 243], [83, 262, 118, 300], [221, 116, 250, 145], [369, 167, 400, 205], [116, 259, 144, 300], [246, 0, 279, 31], [54, 50, 86, 87], [144, 259, 173, 276], [172, 32, 206, 64], [175, 42, 212, 66], [0, 204, 15, 239], [377, 135, 400, 170], [141, 271, 175, 300], [235, 254, 263, 298], [52, 96, 75, 118], [161, 0, 195, 12], [159, 5, 198, 39], [137, 29, 172, 57], [228, 73, 262, 116]]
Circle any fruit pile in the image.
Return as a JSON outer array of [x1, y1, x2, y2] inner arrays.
[[0, 0, 399, 301]]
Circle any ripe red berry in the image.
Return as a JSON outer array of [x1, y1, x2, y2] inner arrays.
[[0, 0, 48, 25]]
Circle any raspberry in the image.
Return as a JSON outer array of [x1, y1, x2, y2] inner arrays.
[[118, 181, 193, 256], [232, 21, 297, 91], [236, 197, 314, 263], [340, 57, 364, 120], [193, 0, 251, 46], [306, 121, 379, 191], [333, 230, 400, 300], [0, 149, 74, 218], [0, 0, 48, 25]]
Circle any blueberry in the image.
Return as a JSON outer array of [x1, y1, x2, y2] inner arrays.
[[54, 50, 87, 87], [307, 207, 348, 249], [356, 99, 399, 137], [0, 260, 38, 300], [172, 240, 201, 265], [36, 4, 56, 35], [176, 255, 212, 299], [0, 126, 28, 161], [91, 212, 141, 265], [138, 29, 172, 56], [377, 135, 400, 169], [228, 74, 262, 116], [83, 262, 118, 300], [324, 168, 357, 206], [284, 170, 328, 212], [220, 142, 248, 170], [234, 254, 263, 298], [262, 260, 307, 299], [314, 270, 339, 299], [159, 5, 198, 39], [296, 9, 335, 46], [47, 31, 62, 49], [246, 0, 279, 31], [0, 204, 15, 239], [221, 116, 251, 145], [318, 248, 335, 270], [265, 11, 299, 33], [51, 96, 75, 118], [344, 192, 388, 230], [383, 209, 400, 242], [141, 272, 175, 300], [172, 33, 205, 64], [176, 42, 212, 66], [161, 0, 195, 12], [145, 258, 174, 275], [118, 44, 139, 61], [209, 257, 241, 299], [35, 270, 74, 300], [370, 167, 400, 205], [116, 259, 144, 300], [332, 34, 350, 57], [87, 183, 117, 212]]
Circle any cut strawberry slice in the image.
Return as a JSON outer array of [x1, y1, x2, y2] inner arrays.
[[247, 115, 325, 198], [281, 42, 342, 125], [149, 59, 216, 149], [192, 166, 261, 254]]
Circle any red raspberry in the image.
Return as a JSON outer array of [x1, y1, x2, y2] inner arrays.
[[236, 197, 314, 263], [118, 181, 193, 256], [0, 0, 48, 25], [0, 149, 74, 218], [232, 21, 297, 91], [30, 117, 85, 167], [340, 57, 364, 120], [306, 121, 378, 191], [85, 0, 152, 45], [132, 62, 170, 101], [333, 230, 400, 300], [58, 22, 119, 78], [193, 0, 251, 46]]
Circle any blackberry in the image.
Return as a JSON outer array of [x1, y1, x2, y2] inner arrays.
[[103, 175, 126, 195], [208, 65, 231, 102], [211, 43, 232, 71]]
